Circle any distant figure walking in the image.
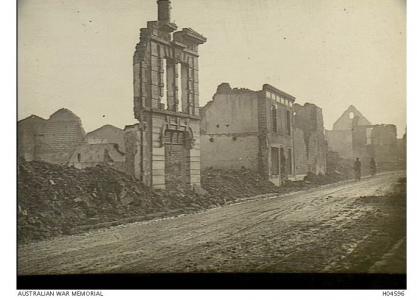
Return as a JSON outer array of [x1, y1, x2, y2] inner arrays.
[[370, 157, 377, 176], [353, 158, 361, 181]]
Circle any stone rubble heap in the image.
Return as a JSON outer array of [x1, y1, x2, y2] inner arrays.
[[18, 160, 345, 243]]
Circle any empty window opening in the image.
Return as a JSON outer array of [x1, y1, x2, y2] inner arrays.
[[349, 112, 355, 119], [209, 137, 214, 142], [77, 153, 81, 162], [177, 63, 183, 112], [286, 110, 291, 135], [160, 58, 168, 109], [272, 106, 277, 132]]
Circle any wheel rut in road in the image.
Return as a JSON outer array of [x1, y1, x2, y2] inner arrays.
[[18, 172, 405, 274]]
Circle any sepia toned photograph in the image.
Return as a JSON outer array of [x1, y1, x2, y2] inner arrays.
[[17, 0, 406, 289]]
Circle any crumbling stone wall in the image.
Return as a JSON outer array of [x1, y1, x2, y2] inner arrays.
[[293, 103, 327, 176], [18, 115, 46, 161], [36, 109, 86, 164], [126, 0, 206, 189], [200, 84, 260, 171], [327, 105, 402, 171], [352, 124, 400, 170], [18, 109, 85, 165], [293, 127, 308, 176], [261, 84, 295, 185], [67, 143, 126, 172], [200, 83, 296, 187]]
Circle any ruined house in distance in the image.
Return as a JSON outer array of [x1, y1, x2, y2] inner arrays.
[[293, 103, 327, 177], [18, 108, 86, 164], [67, 143, 125, 172], [86, 124, 125, 153], [68, 124, 126, 171], [326, 105, 371, 159], [200, 83, 296, 186], [18, 110, 127, 171], [326, 105, 402, 170], [124, 0, 206, 189]]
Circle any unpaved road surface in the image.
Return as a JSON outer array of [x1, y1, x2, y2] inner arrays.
[[18, 172, 406, 275]]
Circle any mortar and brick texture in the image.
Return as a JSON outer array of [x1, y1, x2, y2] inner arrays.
[[18, 109, 86, 165]]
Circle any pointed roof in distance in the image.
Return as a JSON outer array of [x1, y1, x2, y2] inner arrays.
[[332, 105, 371, 130]]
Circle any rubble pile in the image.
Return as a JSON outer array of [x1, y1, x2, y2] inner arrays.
[[18, 160, 157, 242], [18, 161, 347, 243], [201, 167, 280, 200]]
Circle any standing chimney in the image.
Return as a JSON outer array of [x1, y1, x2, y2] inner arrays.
[[157, 0, 171, 22]]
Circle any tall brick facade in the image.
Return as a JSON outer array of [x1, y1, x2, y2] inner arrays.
[[200, 83, 296, 186], [125, 0, 206, 189]]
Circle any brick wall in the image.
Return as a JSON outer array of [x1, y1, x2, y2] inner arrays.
[[36, 109, 86, 164], [18, 109, 85, 165]]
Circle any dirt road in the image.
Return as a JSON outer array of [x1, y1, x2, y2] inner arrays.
[[18, 171, 406, 275]]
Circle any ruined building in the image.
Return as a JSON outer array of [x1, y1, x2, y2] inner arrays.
[[68, 124, 127, 172], [326, 105, 402, 170], [293, 103, 327, 176], [86, 124, 125, 153], [68, 143, 125, 172], [124, 0, 206, 189], [326, 105, 371, 159], [18, 108, 86, 164], [200, 83, 295, 186]]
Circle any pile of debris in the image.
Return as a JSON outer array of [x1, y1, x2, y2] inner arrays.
[[18, 160, 157, 242], [201, 167, 280, 200], [18, 161, 347, 243]]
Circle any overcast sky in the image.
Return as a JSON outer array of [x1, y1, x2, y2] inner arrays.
[[18, 0, 406, 136]]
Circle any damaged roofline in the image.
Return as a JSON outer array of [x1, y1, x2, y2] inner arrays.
[[263, 84, 296, 101]]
